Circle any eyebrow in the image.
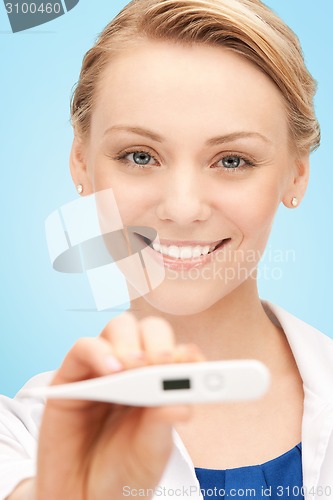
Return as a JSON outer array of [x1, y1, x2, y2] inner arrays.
[[206, 131, 273, 146], [103, 125, 273, 146], [104, 125, 163, 143]]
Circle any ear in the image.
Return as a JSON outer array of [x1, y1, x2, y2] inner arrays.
[[282, 153, 310, 208], [69, 136, 94, 196]]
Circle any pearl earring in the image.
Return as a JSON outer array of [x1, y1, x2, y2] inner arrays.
[[291, 197, 298, 207], [76, 184, 83, 195]]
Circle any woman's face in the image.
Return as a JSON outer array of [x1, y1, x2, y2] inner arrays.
[[71, 40, 308, 315]]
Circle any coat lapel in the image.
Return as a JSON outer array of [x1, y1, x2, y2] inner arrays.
[[263, 302, 333, 499], [155, 302, 333, 499], [154, 429, 203, 499]]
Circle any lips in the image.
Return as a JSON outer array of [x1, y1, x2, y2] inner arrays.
[[159, 244, 212, 259], [136, 233, 231, 268]]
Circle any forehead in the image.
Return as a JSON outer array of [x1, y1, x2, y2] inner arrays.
[[91, 40, 288, 145]]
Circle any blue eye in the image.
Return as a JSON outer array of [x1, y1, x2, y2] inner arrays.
[[114, 149, 158, 168], [221, 156, 243, 168], [132, 151, 153, 165], [215, 154, 255, 171]]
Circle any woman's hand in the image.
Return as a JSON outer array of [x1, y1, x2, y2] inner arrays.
[[35, 312, 204, 500]]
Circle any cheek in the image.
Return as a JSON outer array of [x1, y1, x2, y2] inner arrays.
[[218, 177, 282, 242], [246, 190, 278, 234], [103, 180, 156, 226], [91, 157, 156, 224]]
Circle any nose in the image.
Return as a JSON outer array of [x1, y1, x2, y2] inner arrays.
[[155, 167, 211, 225]]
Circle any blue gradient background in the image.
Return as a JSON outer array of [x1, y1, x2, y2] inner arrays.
[[0, 1, 332, 397]]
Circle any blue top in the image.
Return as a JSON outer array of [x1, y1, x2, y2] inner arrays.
[[195, 443, 303, 499]]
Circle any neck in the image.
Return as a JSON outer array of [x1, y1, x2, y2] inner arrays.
[[130, 278, 285, 366]]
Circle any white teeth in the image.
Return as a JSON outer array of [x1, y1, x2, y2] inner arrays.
[[151, 241, 222, 259], [201, 245, 210, 255], [168, 245, 180, 258], [192, 245, 202, 258], [180, 246, 193, 259]]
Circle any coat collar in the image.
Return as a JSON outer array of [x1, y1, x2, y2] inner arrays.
[[262, 301, 333, 403], [158, 302, 333, 500], [262, 302, 333, 495]]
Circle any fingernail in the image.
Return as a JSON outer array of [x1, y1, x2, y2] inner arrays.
[[105, 355, 123, 372]]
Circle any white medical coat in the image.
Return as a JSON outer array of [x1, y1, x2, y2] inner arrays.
[[0, 302, 333, 500]]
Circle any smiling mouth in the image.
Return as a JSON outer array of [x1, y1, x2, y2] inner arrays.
[[139, 235, 231, 260]]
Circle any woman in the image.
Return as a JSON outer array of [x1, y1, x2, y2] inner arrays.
[[2, 0, 333, 499]]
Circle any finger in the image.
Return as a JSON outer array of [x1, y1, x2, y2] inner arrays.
[[173, 343, 206, 363], [101, 311, 146, 368], [52, 336, 123, 386], [140, 316, 175, 364]]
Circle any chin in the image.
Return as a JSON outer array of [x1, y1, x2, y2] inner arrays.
[[128, 262, 258, 316], [139, 281, 228, 316], [144, 295, 214, 316]]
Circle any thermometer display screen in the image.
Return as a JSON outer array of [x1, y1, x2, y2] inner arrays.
[[163, 378, 191, 391]]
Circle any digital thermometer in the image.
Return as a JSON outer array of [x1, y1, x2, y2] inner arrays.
[[20, 360, 270, 406]]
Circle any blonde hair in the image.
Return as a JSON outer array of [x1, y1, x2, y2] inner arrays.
[[71, 0, 320, 153]]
